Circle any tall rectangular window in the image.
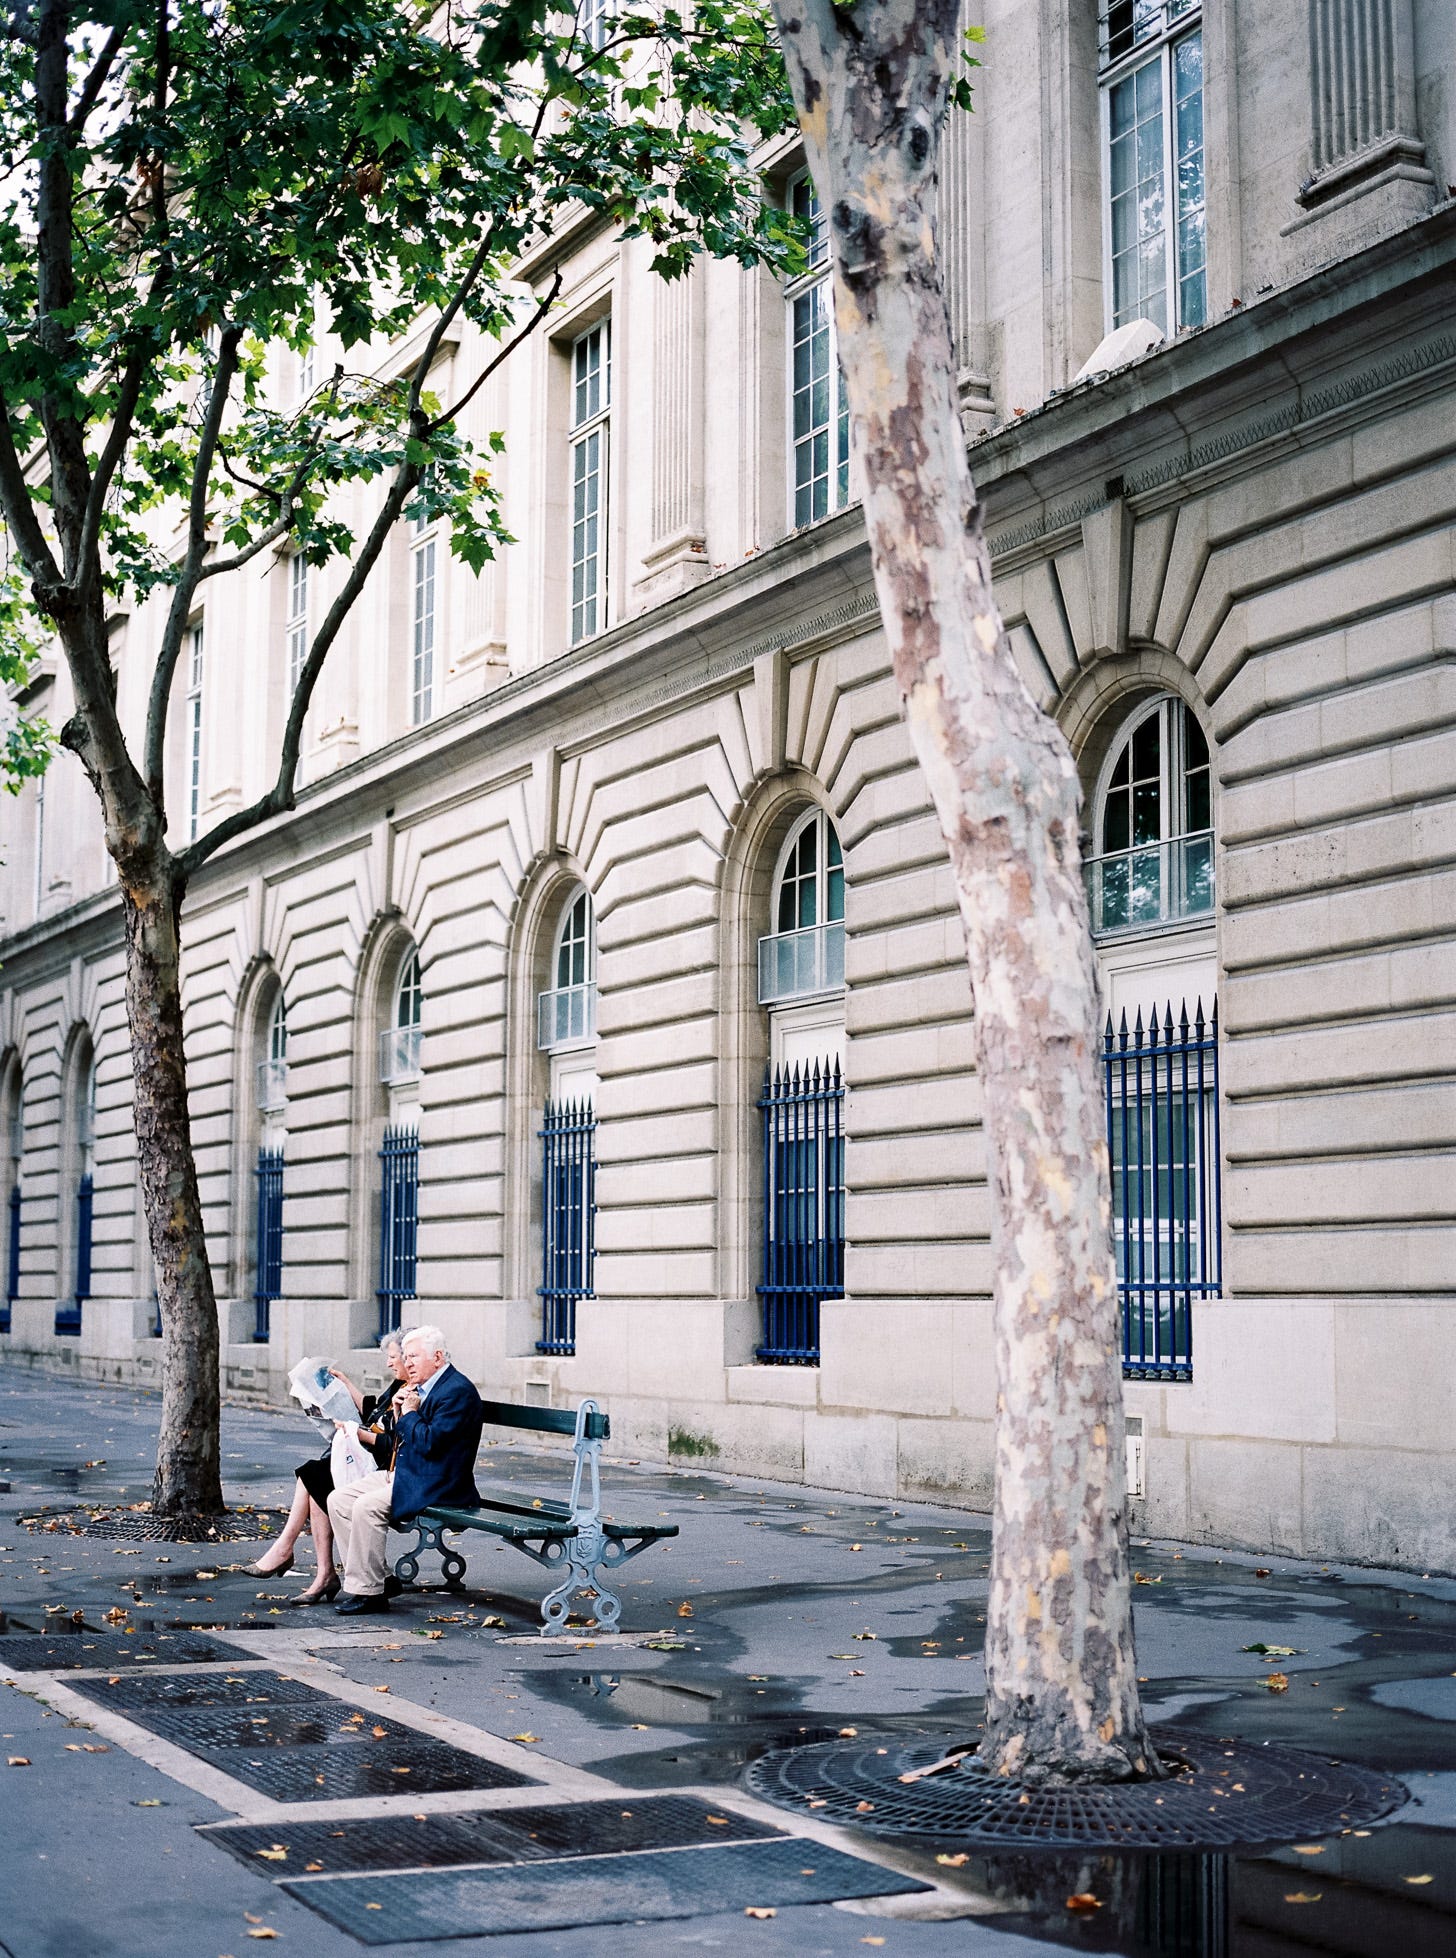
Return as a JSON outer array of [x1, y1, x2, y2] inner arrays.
[[185, 620, 204, 842], [1100, 2, 1205, 336], [578, 0, 612, 53], [286, 553, 308, 697], [410, 509, 437, 725], [787, 174, 850, 530], [569, 319, 610, 644]]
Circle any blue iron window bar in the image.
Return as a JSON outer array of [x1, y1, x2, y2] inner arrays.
[[377, 1124, 419, 1337], [1103, 998, 1221, 1381], [2, 1182, 18, 1332], [253, 1147, 285, 1342], [57, 1173, 92, 1336], [758, 1060, 845, 1365], [538, 1098, 596, 1356]]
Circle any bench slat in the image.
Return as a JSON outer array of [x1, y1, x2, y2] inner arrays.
[[479, 1399, 609, 1441]]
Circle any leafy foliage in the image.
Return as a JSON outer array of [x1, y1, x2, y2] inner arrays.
[[0, 0, 797, 861]]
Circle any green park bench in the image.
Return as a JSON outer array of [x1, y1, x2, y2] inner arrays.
[[390, 1397, 677, 1633]]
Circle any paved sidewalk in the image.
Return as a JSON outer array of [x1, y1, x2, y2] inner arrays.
[[1, 1363, 1454, 1957]]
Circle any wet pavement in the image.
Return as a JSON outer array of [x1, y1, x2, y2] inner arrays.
[[1, 1362, 1454, 1955]]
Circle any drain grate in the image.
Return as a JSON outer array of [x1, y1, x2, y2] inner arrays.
[[192, 1735, 537, 1803], [134, 1703, 420, 1750], [0, 1630, 254, 1672], [744, 1727, 1408, 1849], [66, 1669, 324, 1711], [25, 1510, 282, 1542], [205, 1796, 785, 1878], [281, 1838, 925, 1943]]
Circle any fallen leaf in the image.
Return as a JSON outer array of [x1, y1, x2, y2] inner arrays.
[[372, 1725, 388, 1738], [1254, 1568, 1272, 1578], [855, 1800, 875, 1814], [1284, 1891, 1321, 1904], [1132, 1573, 1161, 1585], [838, 1727, 858, 1738], [1404, 1875, 1434, 1885], [415, 1630, 443, 1641], [1292, 1845, 1324, 1856], [372, 1685, 390, 1694], [1243, 1643, 1299, 1657], [246, 1933, 278, 1942], [936, 1852, 969, 1867], [365, 1903, 382, 1911], [706, 1815, 729, 1826], [135, 1799, 162, 1807], [744, 1907, 776, 1919], [511, 1732, 540, 1744], [677, 1602, 694, 1618], [8, 1756, 30, 1767], [304, 1862, 324, 1872], [1066, 1894, 1103, 1912], [848, 1544, 863, 1552], [861, 1939, 886, 1947], [1264, 1673, 1290, 1693], [850, 1669, 866, 1677], [852, 1631, 876, 1641], [254, 1847, 288, 1862], [65, 1743, 82, 1751], [244, 1915, 264, 1926]]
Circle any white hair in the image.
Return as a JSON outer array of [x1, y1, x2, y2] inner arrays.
[[403, 1323, 448, 1359], [379, 1327, 409, 1356]]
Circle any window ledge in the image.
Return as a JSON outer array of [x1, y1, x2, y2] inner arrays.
[[726, 1363, 819, 1408]]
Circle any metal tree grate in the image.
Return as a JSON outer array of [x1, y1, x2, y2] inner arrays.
[[67, 1669, 323, 1710], [135, 1703, 420, 1750], [280, 1839, 924, 1945], [743, 1728, 1407, 1849], [193, 1735, 538, 1803], [24, 1509, 284, 1542], [0, 1630, 255, 1672], [202, 1796, 782, 1879]]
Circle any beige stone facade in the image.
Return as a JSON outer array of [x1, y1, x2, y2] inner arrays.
[[1, 1, 1453, 1569]]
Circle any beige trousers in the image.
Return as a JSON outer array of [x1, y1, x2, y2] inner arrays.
[[327, 1470, 395, 1597]]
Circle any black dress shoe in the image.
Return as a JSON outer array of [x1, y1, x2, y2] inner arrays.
[[382, 1574, 404, 1599], [335, 1591, 390, 1616]]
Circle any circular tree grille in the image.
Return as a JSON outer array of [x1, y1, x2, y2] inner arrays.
[[26, 1510, 282, 1543], [743, 1728, 1406, 1849]]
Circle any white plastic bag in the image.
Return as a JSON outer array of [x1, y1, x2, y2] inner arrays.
[[329, 1423, 373, 1488]]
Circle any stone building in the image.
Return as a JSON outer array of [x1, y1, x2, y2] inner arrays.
[[1, 0, 1453, 1570]]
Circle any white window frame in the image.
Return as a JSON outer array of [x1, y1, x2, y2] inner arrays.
[[1098, 2, 1206, 338], [569, 319, 611, 645], [257, 992, 288, 1114], [410, 505, 438, 726], [578, 0, 612, 54], [759, 808, 847, 1006], [1088, 695, 1214, 938], [380, 949, 424, 1085], [785, 171, 851, 531], [285, 553, 308, 698], [538, 886, 598, 1053], [184, 619, 204, 842]]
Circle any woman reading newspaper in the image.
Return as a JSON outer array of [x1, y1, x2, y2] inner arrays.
[[241, 1332, 412, 1604]]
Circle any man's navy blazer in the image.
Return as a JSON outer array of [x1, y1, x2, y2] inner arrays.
[[389, 1364, 483, 1523]]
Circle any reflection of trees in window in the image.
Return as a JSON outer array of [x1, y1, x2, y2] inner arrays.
[[787, 173, 850, 528], [1101, 3, 1205, 334], [760, 809, 846, 1003], [1090, 697, 1212, 934]]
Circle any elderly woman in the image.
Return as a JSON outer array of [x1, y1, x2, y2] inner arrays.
[[244, 1331, 412, 1604]]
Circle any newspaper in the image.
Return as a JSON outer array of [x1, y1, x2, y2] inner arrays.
[[286, 1357, 359, 1436]]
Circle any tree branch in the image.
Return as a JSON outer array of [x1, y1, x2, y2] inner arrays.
[[175, 449, 424, 880], [0, 394, 62, 589], [70, 20, 126, 131], [35, 0, 94, 572], [429, 266, 563, 433], [143, 326, 241, 793], [195, 435, 324, 583]]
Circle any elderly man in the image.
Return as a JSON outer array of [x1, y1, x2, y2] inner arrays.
[[327, 1324, 483, 1615]]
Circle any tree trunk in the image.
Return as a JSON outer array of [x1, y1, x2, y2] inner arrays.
[[770, 0, 1158, 1782], [122, 868, 223, 1518]]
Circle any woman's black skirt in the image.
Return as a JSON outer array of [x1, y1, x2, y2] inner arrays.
[[295, 1454, 334, 1506]]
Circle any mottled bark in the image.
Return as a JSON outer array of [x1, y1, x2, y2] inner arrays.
[[122, 867, 223, 1517], [770, 0, 1157, 1781]]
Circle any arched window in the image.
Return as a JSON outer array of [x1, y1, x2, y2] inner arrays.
[[539, 886, 597, 1050], [256, 992, 287, 1113], [380, 948, 423, 1084], [1089, 696, 1213, 934], [1, 1056, 20, 1332], [57, 1042, 95, 1336], [760, 808, 845, 1002]]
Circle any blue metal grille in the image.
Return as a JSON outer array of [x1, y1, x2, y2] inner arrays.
[[56, 1173, 92, 1336], [377, 1125, 419, 1337], [1103, 999, 1221, 1382], [758, 1060, 844, 1365], [253, 1147, 284, 1342], [2, 1182, 17, 1333], [538, 1099, 595, 1355]]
